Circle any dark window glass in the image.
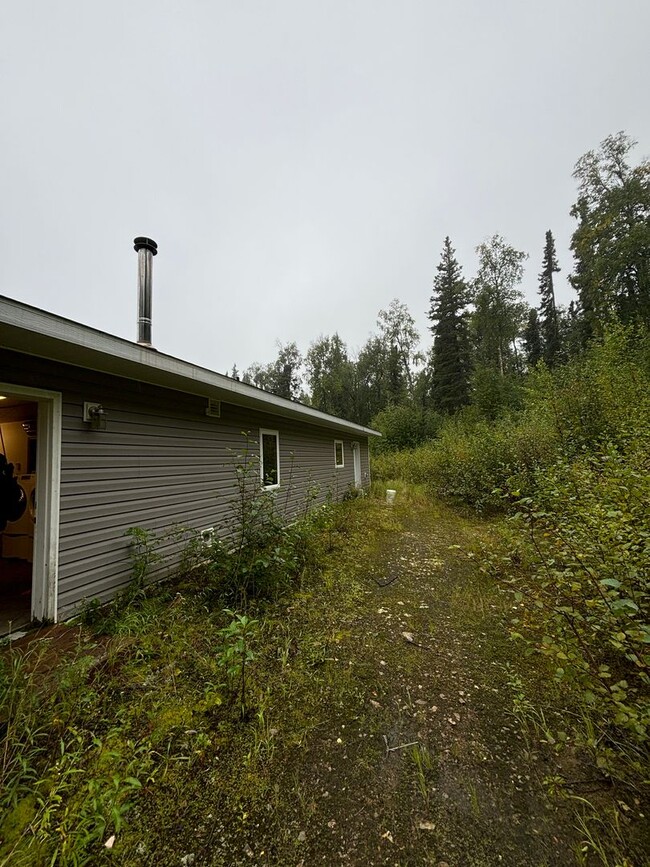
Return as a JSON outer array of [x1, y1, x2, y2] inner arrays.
[[335, 441, 344, 467], [262, 433, 279, 487]]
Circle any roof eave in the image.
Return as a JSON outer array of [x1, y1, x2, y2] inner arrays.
[[0, 296, 380, 438]]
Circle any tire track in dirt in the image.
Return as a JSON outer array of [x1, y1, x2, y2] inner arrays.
[[286, 499, 579, 866]]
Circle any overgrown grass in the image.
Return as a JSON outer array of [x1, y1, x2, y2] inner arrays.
[[0, 495, 372, 865], [0, 630, 156, 866], [2, 482, 646, 865]]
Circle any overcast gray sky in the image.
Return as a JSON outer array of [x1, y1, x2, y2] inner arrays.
[[2, 1, 649, 374]]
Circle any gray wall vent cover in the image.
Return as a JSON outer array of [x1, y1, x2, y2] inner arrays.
[[205, 398, 221, 418]]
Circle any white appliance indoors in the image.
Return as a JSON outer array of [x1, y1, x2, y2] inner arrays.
[[3, 473, 36, 562]]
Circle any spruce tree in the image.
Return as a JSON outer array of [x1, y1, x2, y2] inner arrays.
[[428, 237, 471, 413], [523, 308, 543, 367], [538, 230, 561, 366], [563, 300, 586, 358]]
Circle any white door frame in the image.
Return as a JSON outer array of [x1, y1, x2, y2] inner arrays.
[[0, 382, 62, 623], [351, 441, 362, 488]]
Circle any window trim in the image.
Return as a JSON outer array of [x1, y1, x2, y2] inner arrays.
[[334, 439, 345, 469], [259, 428, 280, 490]]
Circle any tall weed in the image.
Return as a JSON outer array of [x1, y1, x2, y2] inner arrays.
[[494, 439, 650, 779]]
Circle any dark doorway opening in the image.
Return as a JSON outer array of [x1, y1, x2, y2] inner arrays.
[[1, 398, 38, 635]]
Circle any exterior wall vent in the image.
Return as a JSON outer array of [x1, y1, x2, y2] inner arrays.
[[205, 399, 221, 418]]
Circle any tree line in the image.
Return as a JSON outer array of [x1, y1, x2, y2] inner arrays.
[[235, 132, 649, 440]]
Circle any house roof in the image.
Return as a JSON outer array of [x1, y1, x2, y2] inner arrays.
[[0, 295, 380, 437]]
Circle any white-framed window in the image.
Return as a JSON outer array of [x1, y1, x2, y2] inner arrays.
[[334, 439, 344, 468], [260, 429, 280, 489]]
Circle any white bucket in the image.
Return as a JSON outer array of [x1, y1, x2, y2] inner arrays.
[[386, 489, 397, 505]]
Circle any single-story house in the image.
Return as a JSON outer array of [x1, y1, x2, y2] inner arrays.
[[0, 238, 379, 634]]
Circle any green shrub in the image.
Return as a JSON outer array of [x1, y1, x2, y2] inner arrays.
[[372, 412, 558, 512], [495, 439, 650, 775], [371, 447, 428, 485], [199, 499, 313, 606], [373, 326, 650, 513], [217, 609, 259, 719], [422, 413, 558, 511], [192, 439, 322, 606], [525, 325, 650, 455]]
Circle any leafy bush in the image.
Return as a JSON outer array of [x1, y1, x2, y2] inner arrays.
[[422, 413, 558, 511], [190, 440, 321, 607], [196, 499, 313, 607], [525, 325, 650, 455], [370, 446, 426, 485], [494, 439, 650, 775], [217, 609, 259, 719], [373, 326, 650, 513], [372, 411, 558, 512]]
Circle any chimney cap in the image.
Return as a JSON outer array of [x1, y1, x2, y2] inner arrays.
[[133, 237, 158, 255]]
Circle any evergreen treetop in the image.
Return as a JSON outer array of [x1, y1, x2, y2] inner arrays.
[[428, 237, 471, 413], [538, 230, 562, 366]]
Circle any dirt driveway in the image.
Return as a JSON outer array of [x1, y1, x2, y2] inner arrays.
[[138, 493, 582, 867], [256, 497, 579, 867]]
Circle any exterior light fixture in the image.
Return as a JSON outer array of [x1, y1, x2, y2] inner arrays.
[[83, 402, 107, 431], [0, 395, 7, 400]]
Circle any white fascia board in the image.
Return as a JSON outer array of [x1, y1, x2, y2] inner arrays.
[[0, 296, 380, 438]]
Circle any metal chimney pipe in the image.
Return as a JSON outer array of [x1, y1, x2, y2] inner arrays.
[[133, 236, 158, 347]]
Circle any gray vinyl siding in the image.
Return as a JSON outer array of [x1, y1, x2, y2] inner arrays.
[[0, 348, 371, 618]]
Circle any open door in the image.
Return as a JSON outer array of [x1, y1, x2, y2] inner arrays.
[[0, 384, 61, 634]]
